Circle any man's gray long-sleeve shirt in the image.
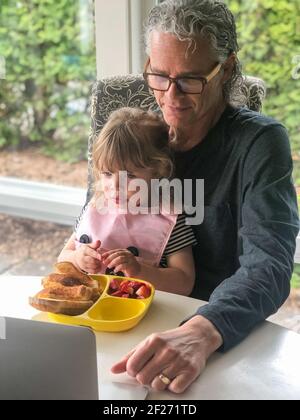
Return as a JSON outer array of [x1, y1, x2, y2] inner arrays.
[[175, 106, 299, 351]]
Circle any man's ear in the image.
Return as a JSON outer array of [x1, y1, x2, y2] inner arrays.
[[221, 54, 236, 84]]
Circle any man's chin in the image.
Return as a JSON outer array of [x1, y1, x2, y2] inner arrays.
[[164, 112, 195, 132], [164, 115, 185, 128]]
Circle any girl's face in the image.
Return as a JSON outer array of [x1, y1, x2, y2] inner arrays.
[[100, 165, 154, 206]]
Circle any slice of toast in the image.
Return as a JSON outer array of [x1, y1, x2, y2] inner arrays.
[[53, 262, 99, 290], [42, 272, 100, 301], [29, 262, 102, 315], [29, 295, 93, 316], [38, 285, 94, 301]]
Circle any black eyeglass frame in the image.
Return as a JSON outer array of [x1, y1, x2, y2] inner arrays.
[[143, 62, 222, 95]]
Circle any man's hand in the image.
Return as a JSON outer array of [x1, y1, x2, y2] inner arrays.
[[102, 249, 141, 277], [74, 239, 103, 273], [111, 315, 223, 393]]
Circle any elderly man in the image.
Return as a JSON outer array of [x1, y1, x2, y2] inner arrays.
[[111, 0, 299, 393]]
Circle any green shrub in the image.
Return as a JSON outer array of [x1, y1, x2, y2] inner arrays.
[[292, 264, 300, 289], [226, 0, 300, 184], [0, 0, 95, 162]]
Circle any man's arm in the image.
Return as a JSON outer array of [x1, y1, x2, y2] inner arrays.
[[195, 124, 299, 351]]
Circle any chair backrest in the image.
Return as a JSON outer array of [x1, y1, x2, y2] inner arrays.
[[86, 74, 266, 202]]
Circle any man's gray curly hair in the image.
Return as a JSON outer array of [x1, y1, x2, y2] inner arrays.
[[144, 0, 242, 102]]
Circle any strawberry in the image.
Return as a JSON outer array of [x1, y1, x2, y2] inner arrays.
[[120, 280, 128, 287], [108, 279, 152, 299], [110, 290, 123, 297], [109, 278, 120, 291], [127, 281, 142, 291], [120, 281, 134, 295], [135, 284, 151, 299]]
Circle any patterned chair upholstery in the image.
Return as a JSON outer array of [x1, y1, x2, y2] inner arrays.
[[86, 74, 266, 201]]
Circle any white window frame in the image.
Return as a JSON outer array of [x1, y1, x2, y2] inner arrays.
[[95, 0, 156, 77]]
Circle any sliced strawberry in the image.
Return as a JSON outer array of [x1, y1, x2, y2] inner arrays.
[[109, 278, 120, 291], [120, 280, 128, 286], [122, 293, 130, 298], [119, 281, 134, 295], [135, 285, 151, 299], [128, 281, 142, 291], [110, 290, 123, 297]]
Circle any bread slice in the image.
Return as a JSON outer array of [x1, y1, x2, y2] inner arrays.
[[29, 262, 102, 316], [42, 272, 101, 301], [42, 273, 84, 289], [38, 285, 94, 301], [29, 295, 93, 316], [53, 262, 98, 289]]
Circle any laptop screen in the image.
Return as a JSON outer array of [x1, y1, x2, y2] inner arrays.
[[0, 317, 99, 400]]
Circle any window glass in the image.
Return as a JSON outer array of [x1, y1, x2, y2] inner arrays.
[[0, 0, 95, 275], [0, 0, 95, 185]]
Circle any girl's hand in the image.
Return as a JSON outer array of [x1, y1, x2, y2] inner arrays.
[[102, 249, 141, 277], [74, 240, 103, 274]]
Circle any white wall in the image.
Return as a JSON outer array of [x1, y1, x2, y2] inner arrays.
[[95, 0, 156, 78]]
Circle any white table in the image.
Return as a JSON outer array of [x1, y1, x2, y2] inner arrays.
[[1, 275, 300, 400]]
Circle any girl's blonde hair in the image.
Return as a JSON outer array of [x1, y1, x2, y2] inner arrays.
[[92, 107, 173, 198]]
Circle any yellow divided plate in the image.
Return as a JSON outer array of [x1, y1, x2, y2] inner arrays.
[[48, 275, 155, 332]]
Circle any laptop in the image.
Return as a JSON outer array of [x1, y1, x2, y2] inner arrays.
[[0, 317, 99, 400]]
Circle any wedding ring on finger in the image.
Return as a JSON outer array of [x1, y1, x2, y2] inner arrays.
[[158, 373, 171, 386]]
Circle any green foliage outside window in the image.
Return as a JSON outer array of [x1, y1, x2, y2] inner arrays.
[[226, 0, 300, 184], [291, 265, 300, 289], [0, 0, 95, 161]]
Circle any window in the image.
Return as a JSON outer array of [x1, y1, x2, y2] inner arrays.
[[0, 0, 95, 275], [0, 0, 95, 175]]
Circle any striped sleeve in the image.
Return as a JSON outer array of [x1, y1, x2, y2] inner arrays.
[[159, 213, 197, 267], [163, 213, 198, 257]]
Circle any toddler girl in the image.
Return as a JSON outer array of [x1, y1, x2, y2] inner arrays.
[[58, 107, 197, 296]]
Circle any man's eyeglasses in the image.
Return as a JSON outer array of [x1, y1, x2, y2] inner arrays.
[[143, 62, 222, 95]]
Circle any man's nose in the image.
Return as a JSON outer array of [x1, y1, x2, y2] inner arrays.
[[165, 80, 184, 99]]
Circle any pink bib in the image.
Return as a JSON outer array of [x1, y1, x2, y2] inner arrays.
[[75, 205, 177, 273]]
